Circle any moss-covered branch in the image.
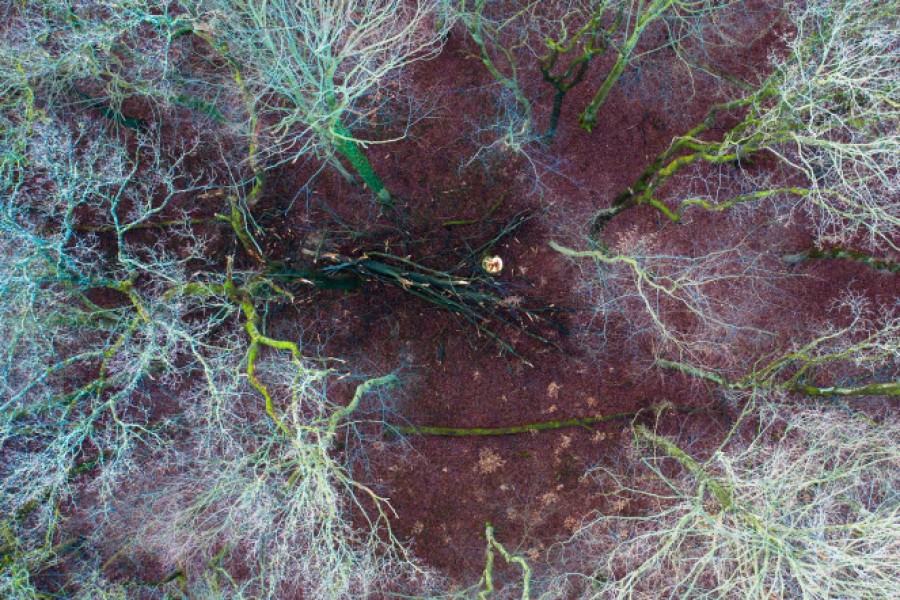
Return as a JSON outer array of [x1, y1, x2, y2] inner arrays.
[[539, 2, 616, 141], [658, 358, 899, 397], [224, 277, 302, 436], [327, 374, 398, 439], [189, 27, 264, 204], [464, 0, 533, 134], [478, 523, 531, 600], [390, 412, 634, 437], [634, 424, 734, 510], [783, 247, 900, 274], [580, 0, 676, 131], [591, 90, 778, 236], [329, 115, 392, 206]]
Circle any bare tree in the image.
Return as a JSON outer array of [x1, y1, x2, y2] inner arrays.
[[182, 0, 449, 205], [0, 8, 438, 589], [447, 0, 749, 143], [602, 0, 899, 253], [658, 294, 900, 398], [551, 229, 779, 370], [551, 398, 900, 598]]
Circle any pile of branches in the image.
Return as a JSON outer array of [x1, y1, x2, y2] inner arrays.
[[268, 214, 567, 363]]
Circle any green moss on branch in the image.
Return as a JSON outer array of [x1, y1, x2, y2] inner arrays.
[[390, 412, 634, 437], [479, 523, 532, 600]]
